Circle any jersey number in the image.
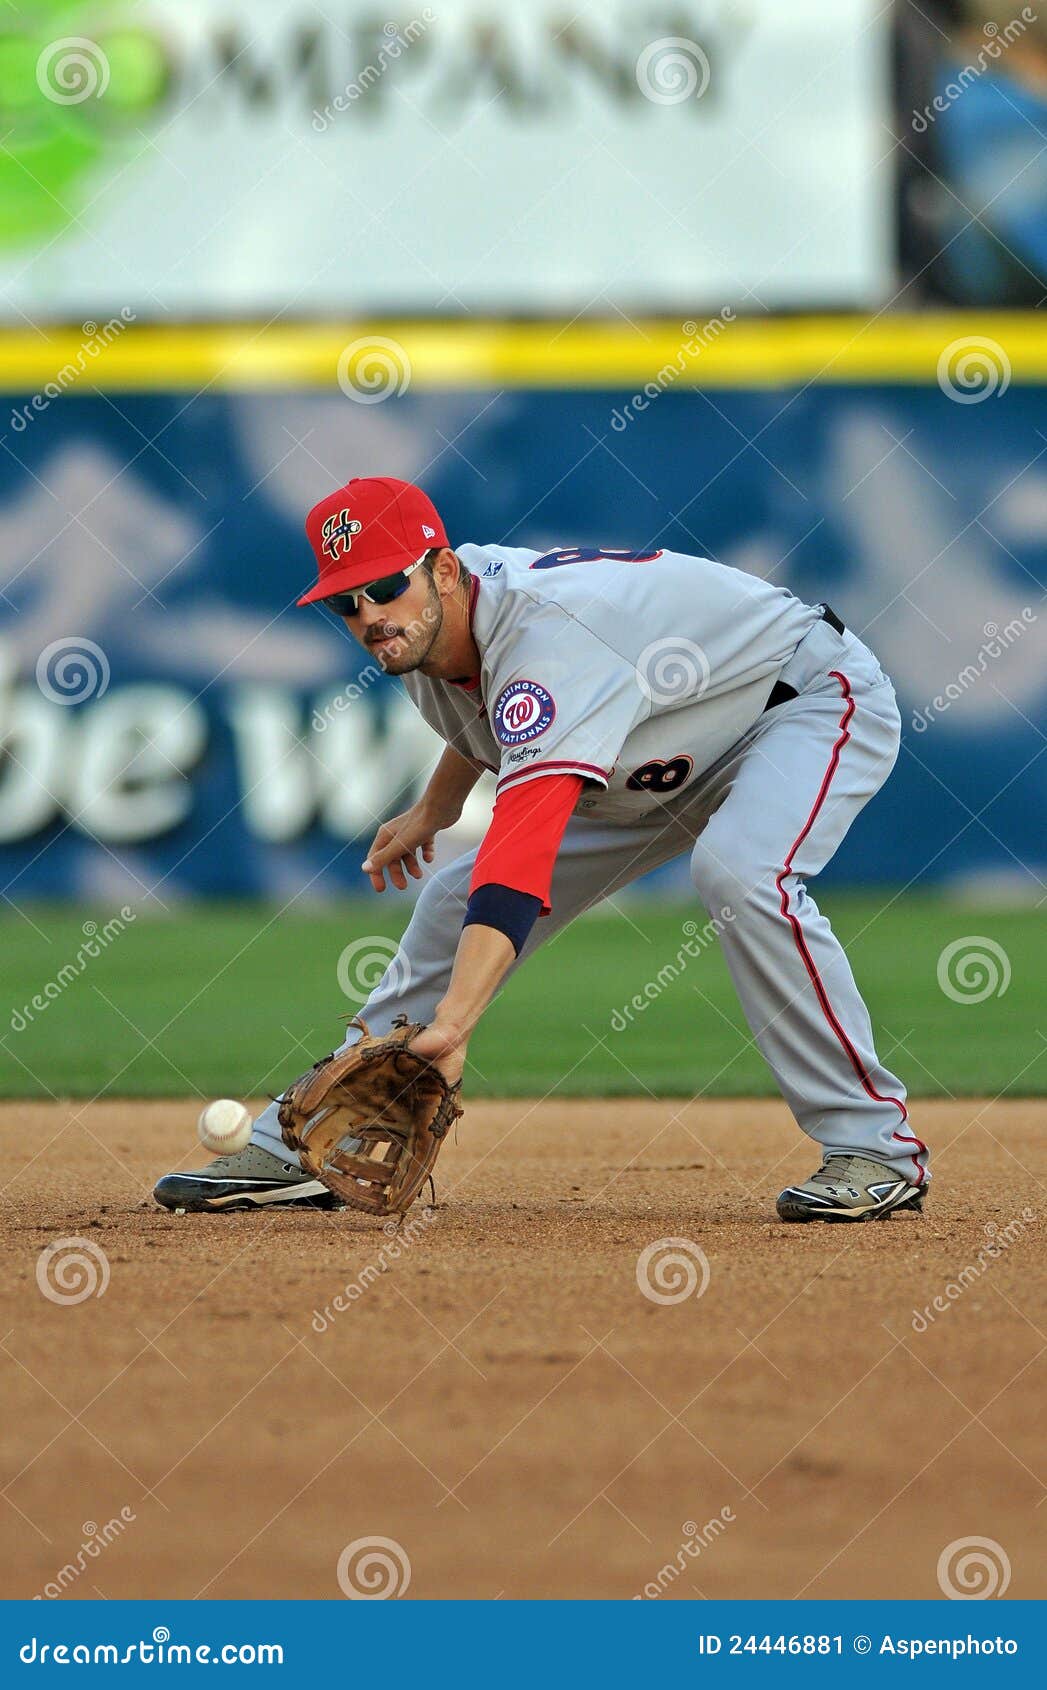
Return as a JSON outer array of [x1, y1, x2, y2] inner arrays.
[[530, 547, 663, 569], [626, 755, 694, 794]]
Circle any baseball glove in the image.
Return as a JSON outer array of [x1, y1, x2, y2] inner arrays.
[[277, 1014, 463, 1217]]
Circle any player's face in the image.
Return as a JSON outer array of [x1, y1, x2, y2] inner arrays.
[[340, 567, 443, 673]]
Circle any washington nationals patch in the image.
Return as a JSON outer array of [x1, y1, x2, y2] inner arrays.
[[493, 679, 557, 746]]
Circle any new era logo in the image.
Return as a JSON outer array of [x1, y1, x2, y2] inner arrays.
[[422, 524, 436, 539]]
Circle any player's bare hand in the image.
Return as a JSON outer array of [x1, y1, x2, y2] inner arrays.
[[362, 802, 440, 893], [409, 1019, 467, 1088]]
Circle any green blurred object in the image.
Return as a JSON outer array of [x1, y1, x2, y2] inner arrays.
[[2, 895, 1044, 1100], [0, 0, 168, 246]]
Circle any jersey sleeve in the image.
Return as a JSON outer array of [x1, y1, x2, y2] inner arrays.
[[487, 627, 646, 796], [469, 772, 584, 912]]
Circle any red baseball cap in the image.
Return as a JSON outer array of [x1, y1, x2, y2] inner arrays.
[[300, 476, 449, 605]]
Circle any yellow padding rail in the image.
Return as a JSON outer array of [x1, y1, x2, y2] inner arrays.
[[0, 314, 1037, 392]]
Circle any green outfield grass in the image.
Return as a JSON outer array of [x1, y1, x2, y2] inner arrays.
[[2, 895, 1044, 1100]]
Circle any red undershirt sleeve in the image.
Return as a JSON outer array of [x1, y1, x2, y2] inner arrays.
[[469, 772, 585, 913]]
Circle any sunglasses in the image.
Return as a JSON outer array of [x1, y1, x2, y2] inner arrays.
[[320, 557, 425, 617]]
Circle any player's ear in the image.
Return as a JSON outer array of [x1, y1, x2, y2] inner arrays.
[[430, 548, 461, 597]]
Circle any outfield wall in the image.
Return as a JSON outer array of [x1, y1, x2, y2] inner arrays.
[[0, 318, 1043, 901]]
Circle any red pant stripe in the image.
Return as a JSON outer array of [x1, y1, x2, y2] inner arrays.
[[774, 671, 923, 1180]]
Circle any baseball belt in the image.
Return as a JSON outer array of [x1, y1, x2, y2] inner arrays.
[[764, 603, 845, 712]]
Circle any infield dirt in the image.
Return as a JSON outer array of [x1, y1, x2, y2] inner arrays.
[[2, 1097, 1043, 1600]]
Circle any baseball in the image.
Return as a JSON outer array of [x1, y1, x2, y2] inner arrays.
[[198, 1098, 253, 1155]]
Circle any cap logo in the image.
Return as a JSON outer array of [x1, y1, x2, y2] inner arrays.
[[422, 524, 436, 539], [321, 509, 363, 561]]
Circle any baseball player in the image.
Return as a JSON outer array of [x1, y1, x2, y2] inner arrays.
[[154, 476, 928, 1221]]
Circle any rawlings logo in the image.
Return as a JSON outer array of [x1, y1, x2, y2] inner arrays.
[[493, 679, 556, 747], [321, 509, 363, 561]]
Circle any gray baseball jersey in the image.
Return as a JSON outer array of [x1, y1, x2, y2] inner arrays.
[[403, 544, 821, 820]]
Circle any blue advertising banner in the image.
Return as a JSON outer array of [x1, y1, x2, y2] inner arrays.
[[0, 378, 1043, 900]]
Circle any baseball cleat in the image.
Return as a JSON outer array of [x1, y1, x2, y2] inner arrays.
[[776, 1155, 926, 1223], [153, 1143, 344, 1213]]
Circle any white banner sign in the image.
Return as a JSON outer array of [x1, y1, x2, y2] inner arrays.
[[2, 0, 891, 318]]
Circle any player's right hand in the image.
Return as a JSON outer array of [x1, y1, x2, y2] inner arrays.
[[362, 802, 439, 893]]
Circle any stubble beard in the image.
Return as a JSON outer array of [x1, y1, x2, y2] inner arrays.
[[364, 580, 444, 675]]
